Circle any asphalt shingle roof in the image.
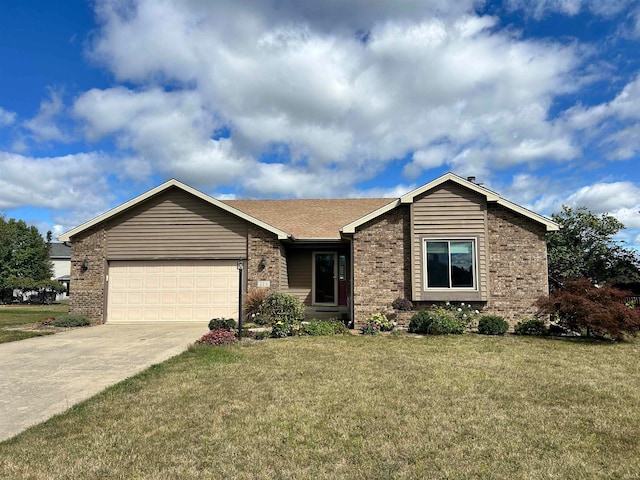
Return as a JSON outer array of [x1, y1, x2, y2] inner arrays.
[[224, 198, 395, 239], [49, 242, 71, 258]]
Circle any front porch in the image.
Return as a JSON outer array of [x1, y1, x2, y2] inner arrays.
[[282, 242, 352, 322]]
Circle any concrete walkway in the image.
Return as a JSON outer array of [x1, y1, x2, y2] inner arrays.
[[0, 323, 208, 442]]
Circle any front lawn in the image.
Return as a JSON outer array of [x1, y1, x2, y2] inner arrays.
[[0, 303, 68, 343], [1, 334, 639, 478]]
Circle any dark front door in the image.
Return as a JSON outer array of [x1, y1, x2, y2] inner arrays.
[[313, 252, 337, 305]]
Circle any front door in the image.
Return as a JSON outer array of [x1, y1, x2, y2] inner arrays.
[[313, 252, 337, 305]]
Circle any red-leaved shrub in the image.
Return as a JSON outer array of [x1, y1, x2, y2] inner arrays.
[[537, 278, 640, 340], [197, 328, 237, 346]]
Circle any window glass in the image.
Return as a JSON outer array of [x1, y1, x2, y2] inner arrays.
[[426, 241, 449, 288], [425, 240, 475, 289], [450, 241, 473, 287]]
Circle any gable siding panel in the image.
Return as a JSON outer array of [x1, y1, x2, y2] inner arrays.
[[106, 188, 248, 260], [411, 182, 488, 302]]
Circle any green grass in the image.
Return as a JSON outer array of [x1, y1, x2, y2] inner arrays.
[[0, 303, 68, 344], [1, 334, 639, 479]]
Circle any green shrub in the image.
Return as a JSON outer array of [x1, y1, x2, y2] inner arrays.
[[261, 292, 304, 326], [270, 321, 292, 338], [253, 331, 270, 340], [477, 315, 509, 335], [514, 317, 549, 336], [208, 318, 237, 331], [301, 319, 336, 336], [48, 314, 90, 328], [365, 312, 395, 331], [408, 306, 468, 335], [328, 318, 349, 335]]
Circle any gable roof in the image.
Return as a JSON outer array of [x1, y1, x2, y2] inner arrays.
[[342, 172, 559, 233], [225, 198, 394, 240], [58, 179, 291, 242], [49, 242, 71, 259], [59, 172, 558, 243]]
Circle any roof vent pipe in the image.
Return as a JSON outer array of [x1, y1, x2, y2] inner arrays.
[[467, 176, 476, 183]]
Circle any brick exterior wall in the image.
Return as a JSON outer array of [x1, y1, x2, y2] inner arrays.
[[352, 206, 411, 328], [246, 225, 283, 292], [485, 204, 549, 325], [69, 226, 107, 325], [352, 203, 550, 330]]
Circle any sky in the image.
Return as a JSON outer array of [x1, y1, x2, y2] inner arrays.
[[0, 0, 639, 249]]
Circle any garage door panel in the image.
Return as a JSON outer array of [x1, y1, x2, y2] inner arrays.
[[162, 292, 177, 304], [107, 260, 239, 323], [212, 277, 229, 288], [128, 292, 143, 304]]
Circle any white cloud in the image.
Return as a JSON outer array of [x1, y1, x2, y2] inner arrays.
[[241, 163, 354, 198], [23, 89, 70, 142], [74, 87, 253, 187], [352, 183, 418, 199], [0, 107, 16, 127], [0, 151, 112, 216], [561, 181, 640, 233], [566, 181, 640, 212], [76, 0, 582, 197]]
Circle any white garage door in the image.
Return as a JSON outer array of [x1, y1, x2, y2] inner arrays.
[[107, 260, 239, 323]]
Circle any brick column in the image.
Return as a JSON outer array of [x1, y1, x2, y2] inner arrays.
[[69, 226, 107, 325], [352, 206, 411, 329], [246, 226, 283, 292]]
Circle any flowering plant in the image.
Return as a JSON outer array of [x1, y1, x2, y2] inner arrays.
[[360, 320, 381, 335], [365, 312, 395, 331], [197, 328, 237, 346], [444, 302, 480, 327]]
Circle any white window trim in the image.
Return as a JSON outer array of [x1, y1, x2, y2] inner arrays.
[[422, 238, 478, 291]]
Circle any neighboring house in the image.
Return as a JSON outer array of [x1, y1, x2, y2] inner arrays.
[[58, 173, 559, 328], [49, 242, 71, 300]]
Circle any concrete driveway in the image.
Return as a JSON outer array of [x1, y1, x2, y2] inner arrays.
[[0, 323, 208, 442]]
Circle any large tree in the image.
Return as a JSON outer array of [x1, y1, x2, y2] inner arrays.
[[547, 206, 640, 286], [0, 216, 57, 302]]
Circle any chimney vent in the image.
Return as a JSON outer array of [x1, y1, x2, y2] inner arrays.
[[467, 176, 476, 183]]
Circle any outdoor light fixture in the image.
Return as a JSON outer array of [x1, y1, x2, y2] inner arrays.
[[81, 258, 89, 271], [259, 256, 267, 271]]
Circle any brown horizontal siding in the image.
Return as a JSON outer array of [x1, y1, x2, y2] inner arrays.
[[279, 245, 289, 290], [286, 250, 312, 306], [411, 182, 487, 302], [106, 187, 247, 260]]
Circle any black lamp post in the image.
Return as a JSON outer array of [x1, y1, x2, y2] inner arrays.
[[237, 260, 244, 340]]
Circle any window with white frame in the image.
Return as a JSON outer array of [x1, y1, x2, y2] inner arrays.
[[423, 239, 476, 289]]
